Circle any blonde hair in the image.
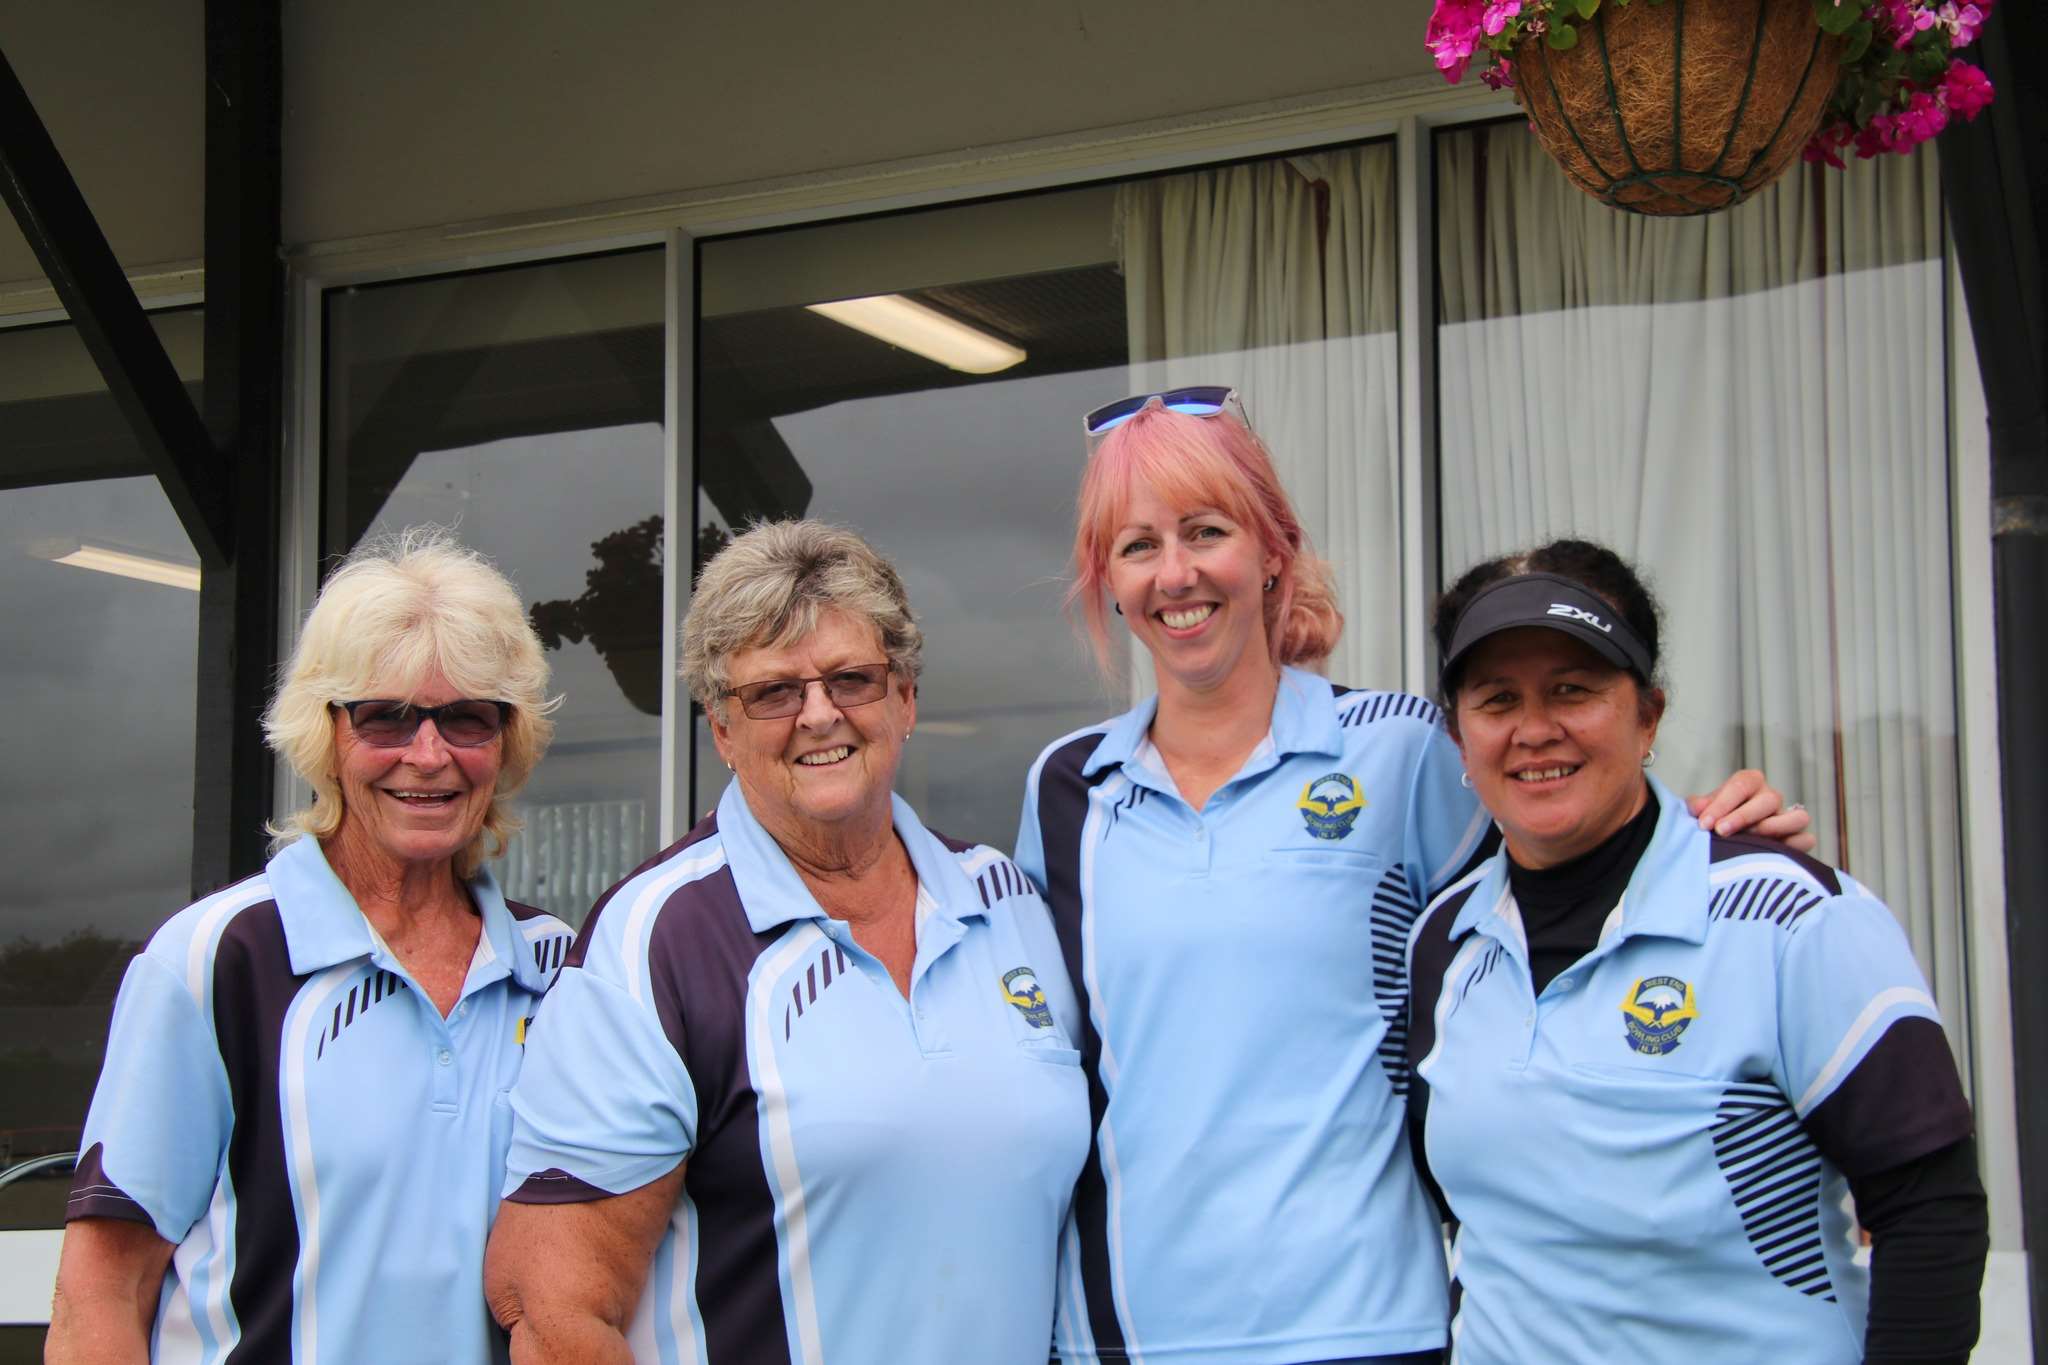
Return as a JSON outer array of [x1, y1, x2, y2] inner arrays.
[[683, 520, 922, 717], [264, 527, 559, 878], [1070, 404, 1343, 675]]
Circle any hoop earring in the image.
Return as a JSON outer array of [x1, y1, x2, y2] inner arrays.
[[1460, 771, 1474, 789], [1113, 601, 1123, 616], [1641, 749, 1656, 768], [1263, 576, 1278, 593]]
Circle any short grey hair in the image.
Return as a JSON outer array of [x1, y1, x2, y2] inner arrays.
[[263, 526, 559, 878], [683, 520, 923, 716]]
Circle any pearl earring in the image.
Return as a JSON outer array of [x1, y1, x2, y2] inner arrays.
[[1641, 749, 1656, 768]]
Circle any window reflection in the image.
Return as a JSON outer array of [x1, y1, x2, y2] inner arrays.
[[0, 316, 201, 1222], [324, 251, 665, 921]]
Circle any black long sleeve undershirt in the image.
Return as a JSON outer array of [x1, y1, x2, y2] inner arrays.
[[1405, 792, 1988, 1359]]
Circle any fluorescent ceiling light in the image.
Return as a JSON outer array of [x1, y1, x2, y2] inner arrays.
[[51, 542, 202, 591], [806, 295, 1026, 375]]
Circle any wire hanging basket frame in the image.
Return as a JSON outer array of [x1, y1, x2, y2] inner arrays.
[[1514, 0, 1848, 216]]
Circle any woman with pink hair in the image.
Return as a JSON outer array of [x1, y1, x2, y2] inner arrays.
[[1014, 387, 1810, 1365]]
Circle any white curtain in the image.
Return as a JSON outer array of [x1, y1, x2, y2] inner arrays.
[[1114, 146, 1403, 690], [1437, 125, 1965, 1034]]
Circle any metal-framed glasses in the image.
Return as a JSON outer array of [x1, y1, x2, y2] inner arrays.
[[333, 698, 512, 747], [722, 663, 893, 719], [1083, 384, 1248, 451]]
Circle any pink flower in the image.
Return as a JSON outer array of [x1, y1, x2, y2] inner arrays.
[[1854, 113, 1901, 158], [1482, 0, 1522, 37], [1804, 123, 1854, 169], [1425, 0, 1486, 84], [1942, 60, 1995, 119], [1878, 0, 1940, 48], [1893, 88, 1950, 145], [1481, 56, 1517, 91], [1937, 3, 1987, 45]]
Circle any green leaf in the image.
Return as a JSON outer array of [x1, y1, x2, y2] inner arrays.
[[1575, 0, 1602, 18], [1813, 0, 1862, 35], [1548, 20, 1580, 49], [1844, 21, 1873, 65]]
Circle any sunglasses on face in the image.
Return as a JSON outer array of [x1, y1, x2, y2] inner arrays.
[[722, 663, 893, 720], [333, 698, 512, 748], [1082, 385, 1247, 451]]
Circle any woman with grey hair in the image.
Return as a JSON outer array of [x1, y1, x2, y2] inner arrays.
[[486, 519, 1089, 1365], [49, 527, 574, 1363]]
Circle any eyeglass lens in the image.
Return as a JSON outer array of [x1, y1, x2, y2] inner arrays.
[[347, 700, 507, 747], [732, 665, 891, 719], [1084, 385, 1236, 437]]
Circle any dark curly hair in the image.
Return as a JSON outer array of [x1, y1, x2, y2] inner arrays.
[[1432, 537, 1665, 706]]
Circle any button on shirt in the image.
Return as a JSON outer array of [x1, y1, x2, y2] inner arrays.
[[67, 836, 574, 1364], [1406, 780, 1974, 1364], [504, 782, 1091, 1365], [1016, 667, 1492, 1365]]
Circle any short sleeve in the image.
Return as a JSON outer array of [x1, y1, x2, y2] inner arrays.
[[72, 952, 232, 1243], [503, 964, 698, 1200], [1777, 894, 1972, 1175], [1406, 721, 1491, 899]]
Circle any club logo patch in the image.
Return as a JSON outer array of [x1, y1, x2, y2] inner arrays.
[[1620, 976, 1699, 1055], [1297, 772, 1366, 840], [1002, 967, 1054, 1029]]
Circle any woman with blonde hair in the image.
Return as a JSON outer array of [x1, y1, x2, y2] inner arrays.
[[1018, 388, 1811, 1365], [49, 527, 573, 1363]]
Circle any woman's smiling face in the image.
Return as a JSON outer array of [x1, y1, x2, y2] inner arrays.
[[1106, 479, 1282, 699], [1452, 627, 1664, 869]]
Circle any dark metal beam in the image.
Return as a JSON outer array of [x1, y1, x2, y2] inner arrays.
[[0, 43, 231, 567], [191, 0, 285, 895], [1941, 1, 2048, 1348]]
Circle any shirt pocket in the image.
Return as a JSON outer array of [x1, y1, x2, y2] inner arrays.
[[1265, 845, 1386, 871], [1017, 1042, 1082, 1068]]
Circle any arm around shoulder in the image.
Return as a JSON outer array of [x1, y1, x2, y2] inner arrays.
[[485, 1163, 685, 1365], [46, 1216, 175, 1364]]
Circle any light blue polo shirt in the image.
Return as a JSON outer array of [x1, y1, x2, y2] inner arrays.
[[1015, 666, 1491, 1364], [1406, 779, 1973, 1364], [503, 780, 1092, 1365], [67, 835, 573, 1364]]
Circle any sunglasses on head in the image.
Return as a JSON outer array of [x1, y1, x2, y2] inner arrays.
[[1082, 385, 1247, 451], [722, 663, 894, 720], [334, 698, 511, 748]]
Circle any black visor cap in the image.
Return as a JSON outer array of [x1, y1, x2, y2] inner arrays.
[[1440, 572, 1655, 696]]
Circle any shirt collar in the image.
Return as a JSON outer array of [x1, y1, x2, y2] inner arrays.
[[715, 779, 991, 936], [1079, 665, 1343, 780], [1448, 778, 1710, 948], [266, 836, 550, 990]]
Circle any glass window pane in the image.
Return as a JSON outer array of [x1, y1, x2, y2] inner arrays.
[[324, 250, 664, 923], [695, 143, 1399, 848], [0, 314, 202, 1234], [1433, 123, 1964, 1023]]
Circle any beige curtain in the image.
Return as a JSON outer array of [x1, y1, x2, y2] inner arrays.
[[1436, 124, 1965, 1037], [1114, 145, 1403, 690]]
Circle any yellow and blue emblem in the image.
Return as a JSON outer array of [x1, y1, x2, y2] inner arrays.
[[1297, 772, 1366, 840], [1002, 967, 1054, 1029], [1620, 976, 1699, 1055]]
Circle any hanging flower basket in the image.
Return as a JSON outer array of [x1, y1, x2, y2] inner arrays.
[[1425, 0, 1998, 218], [1521, 0, 1843, 214]]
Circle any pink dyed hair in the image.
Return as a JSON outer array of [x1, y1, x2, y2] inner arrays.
[[1068, 403, 1343, 676]]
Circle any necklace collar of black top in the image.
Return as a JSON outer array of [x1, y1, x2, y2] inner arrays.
[[1440, 572, 1655, 694]]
